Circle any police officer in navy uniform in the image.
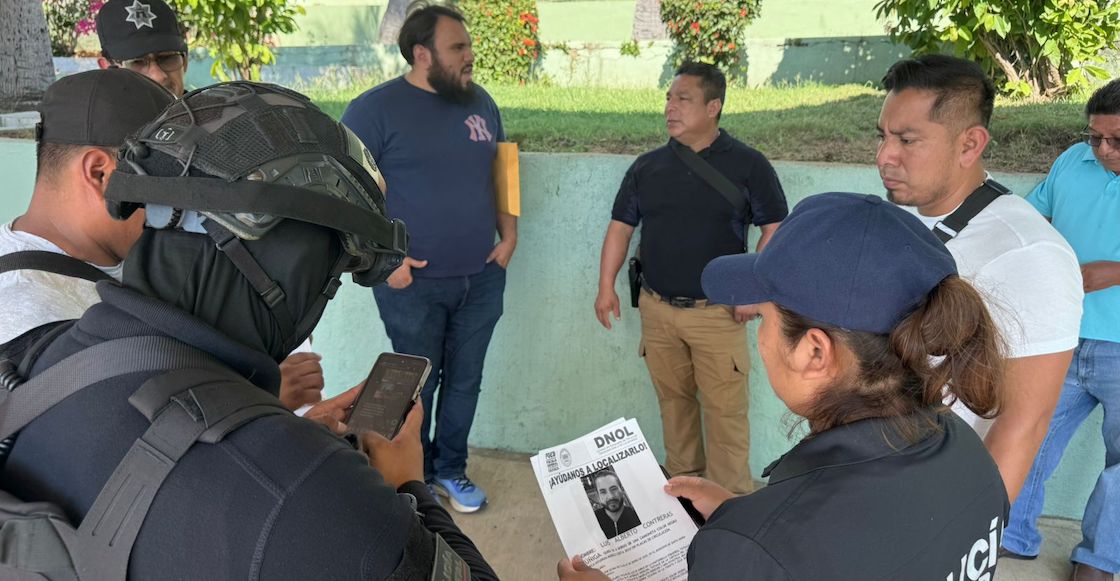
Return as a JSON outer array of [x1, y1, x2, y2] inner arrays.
[[562, 193, 1009, 580], [96, 0, 189, 96]]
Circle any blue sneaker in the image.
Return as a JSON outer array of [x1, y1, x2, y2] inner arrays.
[[432, 475, 487, 513]]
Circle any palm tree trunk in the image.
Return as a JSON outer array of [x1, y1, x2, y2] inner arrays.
[[379, 0, 410, 45], [0, 0, 54, 111], [632, 0, 666, 40]]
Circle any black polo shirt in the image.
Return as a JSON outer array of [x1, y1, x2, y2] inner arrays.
[[687, 409, 1009, 580], [612, 129, 787, 299]]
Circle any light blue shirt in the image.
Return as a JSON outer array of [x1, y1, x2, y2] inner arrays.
[[1027, 142, 1120, 343]]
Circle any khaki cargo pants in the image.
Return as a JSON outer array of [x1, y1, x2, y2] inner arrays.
[[638, 288, 753, 494]]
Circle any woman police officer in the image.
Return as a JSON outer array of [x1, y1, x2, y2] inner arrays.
[[560, 192, 1009, 580]]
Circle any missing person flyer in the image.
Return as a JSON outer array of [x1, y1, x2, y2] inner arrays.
[[531, 418, 697, 581]]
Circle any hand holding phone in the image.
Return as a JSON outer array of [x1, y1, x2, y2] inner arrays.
[[363, 403, 425, 488], [344, 353, 431, 439]]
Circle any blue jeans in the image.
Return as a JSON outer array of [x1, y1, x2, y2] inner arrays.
[[372, 262, 505, 481], [1003, 339, 1120, 573]]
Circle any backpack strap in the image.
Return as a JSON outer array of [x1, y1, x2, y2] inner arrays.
[[932, 179, 1011, 243], [15, 321, 77, 380], [0, 487, 79, 581], [1, 332, 289, 581], [0, 251, 113, 284], [0, 321, 77, 467], [0, 336, 220, 440], [68, 364, 289, 581]]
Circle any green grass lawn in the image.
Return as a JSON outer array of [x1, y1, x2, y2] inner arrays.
[[312, 83, 1088, 173]]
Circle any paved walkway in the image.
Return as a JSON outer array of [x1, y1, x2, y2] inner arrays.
[[449, 449, 1088, 581]]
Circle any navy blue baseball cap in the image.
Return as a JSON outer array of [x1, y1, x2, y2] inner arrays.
[[701, 192, 957, 334]]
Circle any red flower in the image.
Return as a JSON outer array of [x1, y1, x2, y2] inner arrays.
[[740, 8, 748, 17], [690, 21, 701, 33], [727, 42, 736, 50], [522, 38, 537, 47]]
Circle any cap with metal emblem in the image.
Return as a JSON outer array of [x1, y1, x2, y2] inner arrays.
[[95, 0, 187, 61]]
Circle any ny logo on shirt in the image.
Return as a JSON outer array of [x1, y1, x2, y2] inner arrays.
[[464, 115, 493, 142]]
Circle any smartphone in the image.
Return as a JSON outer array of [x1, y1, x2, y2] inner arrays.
[[344, 353, 431, 439]]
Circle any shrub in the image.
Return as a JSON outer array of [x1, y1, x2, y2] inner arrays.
[[659, 0, 762, 71], [875, 0, 1120, 99], [168, 0, 304, 81], [457, 0, 541, 84], [43, 0, 101, 56]]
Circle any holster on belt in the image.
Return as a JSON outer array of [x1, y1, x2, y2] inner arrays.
[[627, 257, 642, 308]]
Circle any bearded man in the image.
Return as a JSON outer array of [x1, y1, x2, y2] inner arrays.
[[341, 1, 516, 513]]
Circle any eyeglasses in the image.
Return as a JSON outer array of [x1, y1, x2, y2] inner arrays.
[[115, 52, 185, 74], [1080, 131, 1120, 149]]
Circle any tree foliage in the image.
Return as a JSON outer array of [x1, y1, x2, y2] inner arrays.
[[457, 0, 541, 84], [169, 0, 304, 81], [42, 0, 101, 56], [659, 0, 762, 73], [875, 0, 1120, 99]]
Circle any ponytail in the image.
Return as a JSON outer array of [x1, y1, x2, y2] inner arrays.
[[778, 275, 1005, 434], [890, 275, 1005, 419]]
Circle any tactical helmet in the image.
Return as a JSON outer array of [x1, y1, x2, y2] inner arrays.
[[105, 81, 407, 339]]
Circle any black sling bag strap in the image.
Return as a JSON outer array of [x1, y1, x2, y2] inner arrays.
[[669, 139, 747, 217], [0, 251, 113, 284], [932, 178, 1011, 243]]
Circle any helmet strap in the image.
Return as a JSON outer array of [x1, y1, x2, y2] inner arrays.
[[201, 220, 296, 340], [281, 250, 349, 355]]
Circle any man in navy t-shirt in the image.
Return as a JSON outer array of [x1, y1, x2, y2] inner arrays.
[[341, 2, 516, 513]]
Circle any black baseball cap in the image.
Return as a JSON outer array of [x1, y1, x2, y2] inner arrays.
[[701, 192, 957, 334], [96, 0, 187, 61], [37, 68, 175, 147]]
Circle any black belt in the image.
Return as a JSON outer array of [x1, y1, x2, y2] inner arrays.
[[641, 282, 703, 309]]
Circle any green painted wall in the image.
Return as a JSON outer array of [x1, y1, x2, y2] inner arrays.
[[533, 38, 909, 88], [0, 138, 1103, 521], [165, 0, 911, 88], [276, 0, 889, 45]]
